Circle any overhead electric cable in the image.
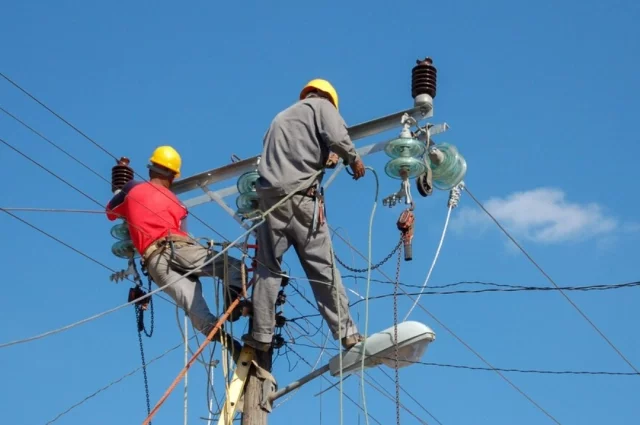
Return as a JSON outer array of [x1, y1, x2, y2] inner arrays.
[[0, 73, 233, 246], [464, 186, 640, 375], [0, 207, 104, 214], [288, 280, 640, 322], [287, 289, 443, 425], [45, 336, 197, 424], [0, 210, 267, 349], [329, 227, 564, 425], [290, 342, 640, 377], [0, 129, 247, 303], [286, 345, 385, 425]]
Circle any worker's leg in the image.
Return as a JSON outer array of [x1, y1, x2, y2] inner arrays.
[[169, 242, 245, 321], [146, 249, 219, 335], [146, 248, 243, 359], [290, 195, 360, 342], [245, 195, 293, 347]]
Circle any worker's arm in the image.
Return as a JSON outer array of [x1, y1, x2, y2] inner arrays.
[[105, 180, 137, 221], [315, 100, 359, 165]]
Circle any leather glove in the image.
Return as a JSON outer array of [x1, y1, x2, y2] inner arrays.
[[349, 159, 366, 180]]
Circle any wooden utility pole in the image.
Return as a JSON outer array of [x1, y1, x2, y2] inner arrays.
[[241, 319, 274, 425]]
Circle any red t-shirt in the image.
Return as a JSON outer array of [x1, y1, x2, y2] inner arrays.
[[106, 180, 189, 254]]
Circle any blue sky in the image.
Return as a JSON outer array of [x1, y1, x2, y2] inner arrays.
[[1, 1, 639, 424]]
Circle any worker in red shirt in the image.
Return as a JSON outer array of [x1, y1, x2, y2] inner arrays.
[[106, 146, 245, 351]]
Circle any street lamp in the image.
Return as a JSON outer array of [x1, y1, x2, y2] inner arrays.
[[328, 321, 436, 376], [263, 321, 436, 411]]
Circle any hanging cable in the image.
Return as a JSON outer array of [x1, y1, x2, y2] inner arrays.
[[328, 227, 564, 425], [345, 165, 379, 425], [403, 181, 463, 320]]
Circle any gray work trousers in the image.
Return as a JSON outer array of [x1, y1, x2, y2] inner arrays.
[[145, 242, 245, 337], [251, 193, 358, 344]]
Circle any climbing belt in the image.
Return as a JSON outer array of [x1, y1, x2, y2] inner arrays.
[[393, 246, 402, 425], [129, 260, 155, 423], [333, 237, 403, 273]]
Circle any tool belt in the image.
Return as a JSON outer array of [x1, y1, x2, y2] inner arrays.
[[298, 184, 326, 232], [142, 234, 193, 264]]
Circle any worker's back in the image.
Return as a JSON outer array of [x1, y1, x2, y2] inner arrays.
[[257, 97, 336, 197], [106, 180, 188, 254]]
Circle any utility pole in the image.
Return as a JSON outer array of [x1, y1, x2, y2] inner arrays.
[[241, 326, 274, 425]]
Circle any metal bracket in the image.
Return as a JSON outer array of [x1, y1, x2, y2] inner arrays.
[[256, 360, 278, 413], [382, 179, 413, 208], [217, 346, 255, 425], [109, 258, 141, 283], [198, 184, 257, 236]]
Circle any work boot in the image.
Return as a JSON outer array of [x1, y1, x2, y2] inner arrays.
[[241, 333, 272, 352], [341, 333, 365, 351]]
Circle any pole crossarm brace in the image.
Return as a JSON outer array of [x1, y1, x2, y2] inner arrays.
[[171, 103, 433, 196]]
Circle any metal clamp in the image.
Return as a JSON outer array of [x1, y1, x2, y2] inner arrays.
[[382, 179, 414, 208], [109, 258, 142, 283]]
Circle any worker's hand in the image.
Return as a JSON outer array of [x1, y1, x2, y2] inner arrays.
[[325, 152, 340, 169], [350, 159, 366, 180]]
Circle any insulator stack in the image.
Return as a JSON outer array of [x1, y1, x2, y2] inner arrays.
[[384, 125, 427, 180], [236, 170, 260, 217], [112, 157, 134, 194], [109, 155, 138, 259], [426, 143, 467, 190], [411, 57, 437, 101]]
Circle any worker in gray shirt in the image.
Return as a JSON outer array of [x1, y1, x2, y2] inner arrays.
[[242, 78, 366, 352]]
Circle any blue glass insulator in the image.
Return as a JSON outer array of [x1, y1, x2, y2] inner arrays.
[[384, 157, 427, 180], [236, 192, 259, 214], [110, 222, 130, 240], [426, 143, 467, 190], [384, 137, 426, 159], [111, 240, 139, 259], [237, 171, 260, 195]]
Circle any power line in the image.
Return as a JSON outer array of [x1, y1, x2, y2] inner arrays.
[[0, 207, 104, 214], [0, 103, 266, 297], [0, 137, 105, 208], [287, 288, 444, 425], [0, 105, 110, 182], [288, 279, 640, 322], [0, 129, 246, 289], [343, 275, 640, 292], [0, 207, 256, 349], [285, 345, 385, 425], [464, 186, 640, 375], [290, 343, 640, 377], [329, 227, 564, 425], [0, 72, 119, 161], [0, 73, 232, 246], [45, 336, 195, 424]]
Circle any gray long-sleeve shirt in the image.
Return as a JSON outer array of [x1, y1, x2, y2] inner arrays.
[[256, 96, 359, 197]]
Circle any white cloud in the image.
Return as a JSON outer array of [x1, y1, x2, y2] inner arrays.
[[452, 187, 619, 244]]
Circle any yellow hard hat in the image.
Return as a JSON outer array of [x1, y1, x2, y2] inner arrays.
[[300, 78, 339, 110], [149, 145, 182, 178]]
